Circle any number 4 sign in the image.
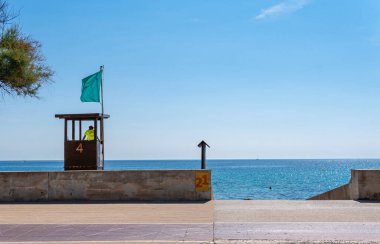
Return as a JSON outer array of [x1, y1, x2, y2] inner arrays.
[[76, 143, 84, 153], [195, 171, 210, 192]]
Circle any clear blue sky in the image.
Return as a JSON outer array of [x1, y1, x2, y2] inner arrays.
[[1, 0, 380, 160]]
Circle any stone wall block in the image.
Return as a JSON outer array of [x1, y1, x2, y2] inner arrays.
[[0, 172, 48, 202]]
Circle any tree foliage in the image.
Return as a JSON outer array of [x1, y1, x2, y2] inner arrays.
[[0, 1, 53, 98]]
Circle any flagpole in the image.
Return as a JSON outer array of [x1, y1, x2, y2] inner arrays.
[[100, 65, 105, 169]]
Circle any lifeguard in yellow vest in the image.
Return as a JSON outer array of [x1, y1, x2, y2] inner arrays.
[[83, 125, 95, 141]]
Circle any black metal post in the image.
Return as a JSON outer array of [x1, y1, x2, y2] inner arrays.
[[72, 120, 75, 140], [79, 120, 82, 140], [197, 140, 210, 169], [64, 119, 67, 142], [201, 146, 206, 169]]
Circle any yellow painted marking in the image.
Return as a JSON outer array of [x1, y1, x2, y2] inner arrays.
[[195, 171, 210, 192]]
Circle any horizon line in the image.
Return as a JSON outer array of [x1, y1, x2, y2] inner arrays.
[[1, 158, 380, 161]]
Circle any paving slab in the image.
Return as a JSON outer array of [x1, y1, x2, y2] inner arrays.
[[0, 243, 212, 244], [0, 202, 213, 224], [0, 202, 213, 243], [214, 200, 380, 222], [215, 222, 380, 242], [215, 241, 380, 244], [214, 200, 380, 243], [0, 224, 213, 242]]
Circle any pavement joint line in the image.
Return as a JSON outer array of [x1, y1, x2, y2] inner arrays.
[[214, 221, 380, 224], [0, 223, 213, 225], [214, 241, 380, 244], [0, 241, 212, 243], [0, 241, 377, 244]]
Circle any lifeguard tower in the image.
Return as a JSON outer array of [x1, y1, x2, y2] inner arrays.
[[55, 113, 110, 170]]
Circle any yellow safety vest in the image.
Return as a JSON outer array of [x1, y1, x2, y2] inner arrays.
[[84, 129, 95, 141]]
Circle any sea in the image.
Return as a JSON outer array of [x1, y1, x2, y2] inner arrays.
[[1, 159, 379, 200]]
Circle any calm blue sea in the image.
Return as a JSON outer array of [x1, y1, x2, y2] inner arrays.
[[0, 159, 379, 200]]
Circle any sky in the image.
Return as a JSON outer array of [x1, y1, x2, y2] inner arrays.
[[1, 0, 380, 160]]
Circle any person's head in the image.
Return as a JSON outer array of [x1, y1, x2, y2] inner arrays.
[[89, 125, 94, 130]]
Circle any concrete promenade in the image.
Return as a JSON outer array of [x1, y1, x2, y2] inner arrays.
[[0, 200, 380, 243]]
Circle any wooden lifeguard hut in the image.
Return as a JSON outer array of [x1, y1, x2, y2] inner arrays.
[[55, 113, 110, 170]]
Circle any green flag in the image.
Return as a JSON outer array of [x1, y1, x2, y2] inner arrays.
[[80, 70, 102, 102]]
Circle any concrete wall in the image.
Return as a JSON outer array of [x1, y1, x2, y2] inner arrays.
[[0, 170, 212, 202], [309, 169, 380, 200], [309, 184, 350, 200], [351, 170, 380, 200]]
